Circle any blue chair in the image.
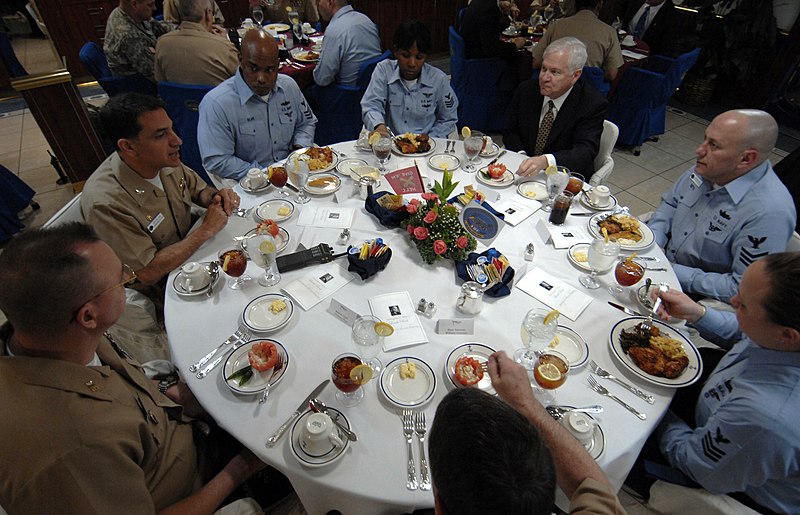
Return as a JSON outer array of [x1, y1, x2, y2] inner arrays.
[[581, 66, 610, 97], [79, 42, 157, 97], [157, 81, 214, 186], [312, 50, 392, 146], [608, 48, 701, 155], [449, 26, 512, 133]]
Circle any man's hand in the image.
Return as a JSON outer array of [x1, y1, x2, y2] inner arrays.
[[164, 382, 209, 420], [517, 155, 548, 177], [214, 188, 240, 216], [658, 289, 706, 323], [373, 124, 391, 137], [513, 37, 526, 50], [487, 351, 536, 411], [200, 200, 229, 236]]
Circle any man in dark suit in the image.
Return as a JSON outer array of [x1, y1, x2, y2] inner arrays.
[[505, 37, 608, 179], [618, 0, 679, 57]]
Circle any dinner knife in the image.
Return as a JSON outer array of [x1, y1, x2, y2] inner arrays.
[[608, 301, 643, 317], [487, 150, 507, 166], [265, 379, 330, 448], [570, 212, 596, 216]]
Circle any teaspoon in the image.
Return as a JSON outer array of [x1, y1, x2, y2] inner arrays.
[[309, 399, 358, 441]]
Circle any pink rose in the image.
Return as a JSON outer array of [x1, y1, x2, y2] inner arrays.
[[457, 235, 468, 249], [421, 192, 440, 202], [409, 198, 420, 205], [414, 227, 429, 240], [433, 239, 448, 255], [406, 203, 418, 214], [407, 224, 415, 235], [423, 210, 438, 224]]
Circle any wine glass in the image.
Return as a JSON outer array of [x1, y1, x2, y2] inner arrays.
[[579, 238, 620, 289], [218, 246, 251, 289], [542, 167, 569, 212], [252, 7, 264, 25], [373, 135, 392, 173], [246, 233, 281, 287], [286, 158, 310, 204], [332, 353, 365, 407], [463, 131, 484, 173], [532, 349, 569, 405], [609, 256, 645, 298], [543, 3, 555, 23], [351, 315, 383, 373], [514, 308, 559, 368]]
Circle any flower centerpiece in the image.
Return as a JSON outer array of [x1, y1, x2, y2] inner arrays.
[[403, 169, 477, 264]]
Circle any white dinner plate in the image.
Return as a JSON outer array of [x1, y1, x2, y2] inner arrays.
[[255, 199, 295, 222], [303, 26, 317, 35], [290, 408, 351, 468], [476, 167, 514, 187], [567, 243, 592, 272], [517, 180, 548, 200], [392, 135, 436, 157], [579, 192, 618, 211], [171, 263, 220, 297], [427, 153, 460, 172], [550, 326, 589, 368], [609, 317, 703, 388], [239, 175, 271, 194], [480, 142, 501, 157], [445, 343, 496, 395], [223, 339, 289, 395], [291, 48, 320, 63], [242, 226, 291, 254], [502, 27, 522, 36], [336, 158, 368, 178], [265, 23, 290, 32], [380, 357, 436, 408], [304, 174, 341, 195], [286, 147, 339, 174], [241, 293, 295, 333], [556, 406, 605, 460], [588, 213, 655, 251]]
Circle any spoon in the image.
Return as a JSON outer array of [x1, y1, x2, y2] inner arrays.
[[546, 405, 604, 420], [206, 261, 219, 298], [309, 399, 358, 441]]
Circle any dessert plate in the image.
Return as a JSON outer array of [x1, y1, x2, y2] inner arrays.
[[517, 181, 547, 200], [255, 199, 295, 222], [241, 293, 294, 333], [567, 243, 592, 272], [380, 357, 436, 408], [223, 339, 289, 395]]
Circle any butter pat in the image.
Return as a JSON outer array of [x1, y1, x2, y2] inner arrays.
[[269, 300, 287, 314], [399, 362, 417, 379], [277, 206, 291, 216]]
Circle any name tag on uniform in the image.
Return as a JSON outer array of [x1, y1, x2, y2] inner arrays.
[[147, 212, 165, 233], [690, 173, 703, 188]]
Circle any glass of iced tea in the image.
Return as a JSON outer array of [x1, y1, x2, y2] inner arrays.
[[564, 172, 585, 197], [532, 349, 569, 405], [609, 256, 645, 298], [218, 246, 251, 289], [332, 353, 369, 407]]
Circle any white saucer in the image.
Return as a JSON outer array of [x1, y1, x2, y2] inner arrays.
[[579, 193, 618, 211], [255, 199, 295, 222], [550, 326, 589, 368], [241, 293, 294, 333], [480, 142, 501, 157], [517, 181, 547, 200], [223, 339, 289, 395], [337, 158, 368, 178], [239, 176, 271, 194], [445, 343, 496, 395], [557, 407, 605, 459], [290, 408, 351, 468], [427, 153, 460, 172], [379, 357, 436, 408], [171, 263, 219, 297]]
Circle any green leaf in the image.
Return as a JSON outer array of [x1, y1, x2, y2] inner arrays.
[[226, 365, 254, 386]]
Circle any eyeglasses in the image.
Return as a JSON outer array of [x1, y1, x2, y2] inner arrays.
[[71, 264, 137, 321]]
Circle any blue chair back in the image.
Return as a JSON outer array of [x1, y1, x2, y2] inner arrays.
[[580, 66, 610, 97], [312, 50, 392, 146], [79, 41, 157, 97], [79, 42, 111, 80], [157, 81, 214, 186]]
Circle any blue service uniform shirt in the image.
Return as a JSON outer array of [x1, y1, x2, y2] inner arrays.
[[198, 71, 316, 180], [657, 330, 800, 514], [361, 60, 458, 138], [312, 5, 381, 86], [648, 161, 796, 302]]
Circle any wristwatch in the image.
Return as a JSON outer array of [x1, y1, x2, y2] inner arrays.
[[158, 374, 180, 394]]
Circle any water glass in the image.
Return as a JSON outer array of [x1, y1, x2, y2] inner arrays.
[[286, 158, 310, 204], [579, 238, 620, 289], [373, 135, 392, 173], [246, 233, 281, 287], [463, 132, 484, 172], [252, 7, 264, 25], [543, 167, 569, 212], [514, 308, 559, 367], [351, 315, 383, 372]]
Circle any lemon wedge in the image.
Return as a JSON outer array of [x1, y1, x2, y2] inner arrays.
[[350, 364, 374, 384], [543, 309, 560, 325], [266, 166, 274, 179], [548, 335, 560, 348], [368, 131, 381, 146], [537, 362, 562, 382], [374, 322, 394, 337], [460, 126, 471, 139], [545, 165, 558, 175], [259, 240, 276, 254], [222, 254, 231, 272]]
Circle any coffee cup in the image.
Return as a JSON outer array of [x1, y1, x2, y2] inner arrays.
[[623, 35, 635, 46], [300, 412, 345, 455], [589, 185, 611, 206], [302, 22, 312, 33], [179, 262, 209, 291], [562, 412, 595, 446], [246, 167, 267, 189]]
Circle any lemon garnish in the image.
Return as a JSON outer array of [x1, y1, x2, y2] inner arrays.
[[350, 364, 374, 384], [548, 335, 560, 348], [374, 322, 394, 337], [267, 166, 273, 179], [545, 165, 558, 175], [259, 240, 276, 254], [460, 126, 471, 139], [368, 131, 381, 146], [626, 252, 638, 264], [543, 309, 560, 325], [537, 362, 562, 382], [601, 227, 609, 243], [222, 254, 231, 272]]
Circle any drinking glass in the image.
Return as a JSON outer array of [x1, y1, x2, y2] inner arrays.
[[252, 7, 264, 25], [373, 135, 392, 173], [286, 158, 310, 204], [532, 349, 569, 405], [564, 172, 585, 198], [268, 165, 292, 199], [609, 256, 645, 298], [463, 132, 484, 172], [331, 353, 365, 407], [579, 238, 620, 289], [246, 233, 281, 287], [542, 167, 570, 212], [547, 190, 573, 225], [351, 315, 383, 373], [218, 246, 251, 289], [514, 308, 559, 368]]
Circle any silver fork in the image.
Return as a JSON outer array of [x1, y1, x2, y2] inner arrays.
[[414, 412, 431, 490], [189, 325, 248, 373], [402, 409, 418, 490], [589, 360, 654, 404], [258, 352, 285, 404], [640, 283, 669, 334], [194, 327, 252, 378], [587, 376, 646, 420]]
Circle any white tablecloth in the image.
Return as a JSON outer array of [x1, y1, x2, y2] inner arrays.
[[165, 139, 684, 514]]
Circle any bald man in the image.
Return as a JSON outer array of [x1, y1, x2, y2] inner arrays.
[[648, 109, 796, 302], [198, 30, 317, 180], [104, 0, 174, 81]]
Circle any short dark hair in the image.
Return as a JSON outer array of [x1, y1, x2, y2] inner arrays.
[[0, 223, 103, 335], [393, 20, 431, 54], [429, 388, 556, 515], [100, 92, 167, 147], [761, 252, 800, 331]]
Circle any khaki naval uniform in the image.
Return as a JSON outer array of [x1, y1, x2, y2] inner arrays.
[[0, 332, 200, 514], [155, 21, 239, 86]]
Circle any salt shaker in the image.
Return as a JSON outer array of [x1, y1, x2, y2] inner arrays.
[[524, 243, 535, 261]]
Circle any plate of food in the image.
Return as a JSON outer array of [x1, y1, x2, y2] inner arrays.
[[291, 49, 320, 63], [223, 339, 289, 395], [304, 174, 341, 195], [517, 180, 548, 200], [336, 158, 368, 178], [477, 163, 514, 187], [265, 23, 290, 32], [392, 133, 436, 156], [241, 293, 295, 333], [445, 343, 496, 395], [287, 146, 339, 174], [588, 212, 655, 251], [567, 243, 592, 272], [548, 326, 589, 368], [255, 199, 295, 222], [379, 357, 436, 408], [290, 408, 351, 468], [609, 318, 702, 388], [579, 192, 618, 211], [427, 153, 460, 172], [242, 225, 291, 254], [502, 26, 522, 36]]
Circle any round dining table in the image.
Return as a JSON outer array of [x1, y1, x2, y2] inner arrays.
[[165, 138, 689, 514]]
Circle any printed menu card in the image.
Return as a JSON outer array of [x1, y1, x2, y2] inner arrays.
[[369, 291, 428, 350], [515, 268, 592, 321]]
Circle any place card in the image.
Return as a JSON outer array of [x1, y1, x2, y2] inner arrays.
[[535, 218, 592, 249], [280, 261, 355, 310], [327, 298, 358, 326], [296, 206, 355, 229], [369, 291, 428, 350], [515, 267, 593, 321], [436, 319, 474, 335]]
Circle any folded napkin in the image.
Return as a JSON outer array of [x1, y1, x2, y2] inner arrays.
[[347, 247, 392, 280], [365, 191, 408, 228], [455, 248, 515, 298]]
